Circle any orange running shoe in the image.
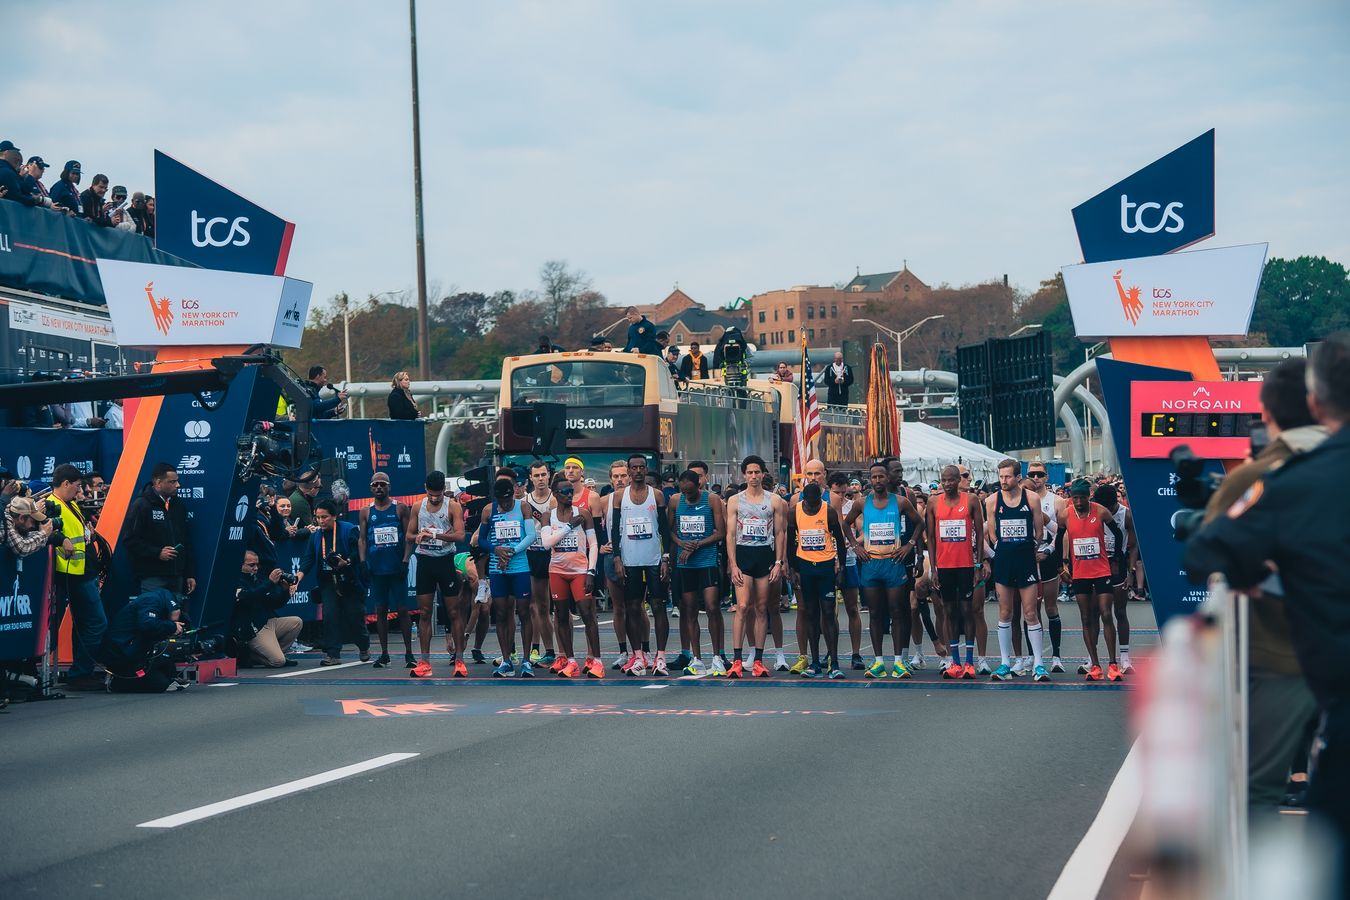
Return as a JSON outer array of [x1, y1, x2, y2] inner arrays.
[[752, 659, 770, 678], [1086, 664, 1103, 681], [560, 659, 581, 678], [727, 660, 744, 679], [550, 655, 568, 674], [452, 659, 469, 678], [411, 660, 433, 678], [585, 657, 605, 679], [943, 663, 963, 679], [962, 663, 977, 680], [1106, 663, 1122, 682]]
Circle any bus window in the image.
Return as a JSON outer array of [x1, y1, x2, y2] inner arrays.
[[509, 360, 646, 406]]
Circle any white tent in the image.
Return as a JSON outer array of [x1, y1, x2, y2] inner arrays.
[[899, 420, 1006, 486]]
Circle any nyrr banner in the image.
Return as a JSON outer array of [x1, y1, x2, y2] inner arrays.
[[0, 548, 51, 661], [0, 427, 123, 484], [1096, 358, 1227, 628], [153, 151, 295, 276]]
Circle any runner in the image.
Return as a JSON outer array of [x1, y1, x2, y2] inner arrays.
[[786, 480, 849, 678], [1058, 479, 1126, 681], [844, 461, 924, 679], [828, 472, 865, 669], [541, 475, 603, 678], [985, 458, 1050, 682], [599, 460, 632, 670], [611, 453, 672, 676], [724, 455, 788, 678], [481, 468, 538, 677], [358, 471, 414, 669], [667, 468, 727, 675], [760, 471, 791, 671], [928, 465, 984, 680], [405, 470, 466, 678], [1028, 460, 1068, 673], [667, 460, 712, 672], [523, 461, 557, 667], [1094, 482, 1140, 674], [957, 465, 992, 673], [787, 459, 831, 674]]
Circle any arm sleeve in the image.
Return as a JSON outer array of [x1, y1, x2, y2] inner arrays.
[[785, 514, 799, 571], [511, 518, 537, 555], [585, 526, 598, 570], [657, 501, 671, 554]]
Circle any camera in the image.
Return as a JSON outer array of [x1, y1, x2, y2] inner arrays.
[[278, 572, 299, 586], [153, 628, 221, 662], [325, 552, 348, 569], [1169, 445, 1223, 542], [42, 498, 63, 532]]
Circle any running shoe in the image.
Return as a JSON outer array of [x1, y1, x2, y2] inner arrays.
[[1077, 662, 1091, 675], [359, 651, 371, 662], [560, 659, 581, 678], [803, 662, 823, 678], [936, 656, 950, 671], [622, 651, 645, 676], [1032, 665, 1050, 682], [752, 659, 771, 678], [612, 651, 630, 671], [319, 657, 342, 666], [962, 663, 977, 680], [827, 666, 846, 680], [291, 641, 313, 653], [529, 649, 542, 665], [1120, 657, 1134, 675], [628, 654, 649, 677], [493, 660, 514, 678], [865, 660, 887, 679], [405, 654, 417, 669], [410, 660, 434, 678], [670, 651, 691, 671], [991, 664, 1013, 681], [549, 655, 567, 674], [519, 660, 535, 678], [670, 605, 679, 618], [890, 661, 912, 680], [789, 655, 809, 675], [651, 655, 669, 677], [727, 660, 744, 679], [539, 652, 556, 668], [943, 663, 964, 680], [709, 656, 729, 677], [976, 657, 991, 676], [1010, 657, 1029, 677], [1050, 656, 1065, 674], [908, 651, 925, 670], [1086, 665, 1103, 682], [684, 659, 707, 676], [1107, 663, 1123, 682], [851, 653, 866, 671], [585, 658, 605, 679], [453, 659, 469, 678], [372, 653, 391, 669], [471, 648, 487, 664], [775, 651, 789, 672]]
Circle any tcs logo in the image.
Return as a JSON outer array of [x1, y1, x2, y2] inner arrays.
[[191, 210, 251, 248], [1120, 194, 1184, 235]]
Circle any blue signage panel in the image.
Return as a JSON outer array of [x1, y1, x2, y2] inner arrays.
[[310, 419, 426, 504], [1072, 129, 1215, 264], [0, 548, 51, 661]]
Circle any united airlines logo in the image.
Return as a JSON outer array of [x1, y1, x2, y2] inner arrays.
[[1112, 269, 1144, 327], [144, 282, 174, 336]]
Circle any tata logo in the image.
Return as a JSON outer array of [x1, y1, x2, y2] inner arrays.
[[15, 456, 31, 480], [185, 420, 212, 440], [234, 496, 250, 523], [228, 526, 244, 541], [191, 210, 251, 248], [1120, 195, 1184, 235]]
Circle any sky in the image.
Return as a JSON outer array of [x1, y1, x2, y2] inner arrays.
[[8, 0, 1349, 312]]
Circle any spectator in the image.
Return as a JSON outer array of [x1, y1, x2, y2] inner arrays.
[[622, 306, 660, 355], [126, 191, 148, 234], [20, 156, 52, 205], [825, 351, 855, 405], [387, 371, 420, 420], [232, 550, 301, 668], [3, 495, 53, 560], [305, 365, 347, 420], [664, 345, 683, 381], [770, 362, 794, 384], [679, 341, 710, 380], [270, 495, 300, 543], [656, 330, 671, 352], [103, 397, 124, 429], [296, 499, 369, 666], [142, 195, 156, 239], [535, 335, 564, 354], [0, 142, 38, 207], [289, 469, 321, 528], [107, 185, 136, 232], [122, 462, 196, 595], [79, 173, 112, 226], [48, 161, 82, 215], [48, 464, 108, 691], [589, 335, 613, 352]]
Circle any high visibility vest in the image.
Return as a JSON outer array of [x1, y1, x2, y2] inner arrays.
[[53, 495, 89, 576]]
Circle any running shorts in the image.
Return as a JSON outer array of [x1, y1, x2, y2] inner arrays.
[[414, 553, 462, 597], [1072, 576, 1113, 597], [622, 565, 666, 605], [600, 552, 618, 583], [527, 548, 551, 579], [992, 548, 1039, 588], [735, 545, 775, 579], [796, 558, 837, 601], [1037, 550, 1063, 583], [1108, 561, 1128, 589], [841, 564, 860, 590], [367, 572, 414, 613], [936, 567, 975, 604], [858, 557, 907, 589], [489, 571, 532, 599], [677, 566, 719, 592], [549, 571, 591, 603]]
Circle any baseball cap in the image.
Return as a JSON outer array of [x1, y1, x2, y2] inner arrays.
[[64, 160, 82, 174], [111, 184, 127, 199], [8, 497, 47, 522], [0, 140, 16, 153], [27, 156, 48, 169], [1069, 478, 1092, 496]]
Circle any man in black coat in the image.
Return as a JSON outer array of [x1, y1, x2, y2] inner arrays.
[[232, 550, 301, 668], [101, 589, 185, 693], [121, 462, 196, 594], [622, 306, 660, 355], [824, 351, 855, 406]]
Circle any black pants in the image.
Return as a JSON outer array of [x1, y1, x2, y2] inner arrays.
[[319, 581, 369, 659], [1309, 702, 1350, 893], [105, 653, 177, 693]]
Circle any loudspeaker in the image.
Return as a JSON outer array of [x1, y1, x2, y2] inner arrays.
[[528, 401, 567, 457]]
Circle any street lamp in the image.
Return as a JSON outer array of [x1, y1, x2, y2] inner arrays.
[[852, 314, 945, 373]]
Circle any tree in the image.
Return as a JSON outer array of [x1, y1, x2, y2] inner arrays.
[[840, 280, 1020, 371], [537, 260, 592, 329], [1251, 256, 1350, 348]]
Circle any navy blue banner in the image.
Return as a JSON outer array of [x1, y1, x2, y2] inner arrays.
[[0, 202, 194, 306], [153, 151, 294, 276], [310, 419, 426, 504], [0, 548, 51, 661], [1072, 129, 1215, 264], [0, 427, 107, 486], [1096, 358, 1226, 628], [275, 533, 320, 622]]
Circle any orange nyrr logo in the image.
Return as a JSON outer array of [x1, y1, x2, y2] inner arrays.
[[1112, 269, 1143, 326], [144, 282, 174, 336]]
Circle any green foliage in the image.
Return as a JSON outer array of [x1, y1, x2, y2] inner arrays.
[[1251, 256, 1350, 347]]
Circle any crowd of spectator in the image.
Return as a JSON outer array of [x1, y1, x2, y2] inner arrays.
[[0, 138, 155, 237]]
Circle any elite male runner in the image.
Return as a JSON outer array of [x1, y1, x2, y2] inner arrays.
[[1028, 460, 1068, 672], [725, 455, 788, 677], [523, 461, 558, 667], [985, 458, 1050, 682], [359, 472, 414, 669], [482, 469, 539, 677], [1059, 479, 1126, 681], [827, 471, 865, 669], [668, 468, 727, 675], [612, 453, 672, 676], [1094, 482, 1140, 673], [406, 470, 466, 678], [929, 465, 984, 680], [599, 460, 632, 669], [786, 459, 831, 674], [786, 480, 849, 678]]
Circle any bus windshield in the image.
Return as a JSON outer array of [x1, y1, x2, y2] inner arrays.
[[509, 360, 646, 407]]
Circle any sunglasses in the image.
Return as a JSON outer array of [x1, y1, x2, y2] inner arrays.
[[370, 482, 389, 488]]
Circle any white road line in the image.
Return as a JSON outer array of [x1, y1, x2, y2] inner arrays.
[[268, 660, 369, 678], [1046, 738, 1141, 900], [639, 684, 668, 690], [207, 683, 238, 687], [137, 753, 419, 829]]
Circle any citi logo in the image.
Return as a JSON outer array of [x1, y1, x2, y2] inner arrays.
[[185, 421, 212, 439], [234, 496, 250, 523], [1120, 194, 1184, 235], [191, 210, 251, 248], [15, 456, 31, 480]]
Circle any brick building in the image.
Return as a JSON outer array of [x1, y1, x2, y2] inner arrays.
[[748, 265, 931, 349], [619, 288, 750, 348]]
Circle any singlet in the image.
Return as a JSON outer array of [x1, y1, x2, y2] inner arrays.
[[932, 492, 975, 570], [1037, 492, 1058, 554], [525, 492, 552, 550], [618, 485, 661, 567], [861, 493, 901, 555], [1066, 504, 1112, 580], [735, 492, 774, 547], [1102, 505, 1129, 556], [841, 498, 858, 566], [415, 498, 452, 558], [794, 502, 835, 564], [488, 500, 530, 574], [675, 491, 717, 569], [547, 508, 592, 576], [365, 502, 404, 575], [993, 489, 1035, 555]]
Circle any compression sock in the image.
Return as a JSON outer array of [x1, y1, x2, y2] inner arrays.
[[1027, 623, 1045, 668], [966, 640, 975, 665], [1048, 615, 1062, 656], [618, 643, 628, 654], [997, 621, 1013, 666], [1120, 645, 1131, 667]]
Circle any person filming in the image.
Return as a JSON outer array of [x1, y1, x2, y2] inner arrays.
[[232, 550, 302, 668], [49, 463, 108, 690], [100, 589, 187, 693]]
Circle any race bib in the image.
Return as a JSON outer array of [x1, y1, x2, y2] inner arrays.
[[494, 519, 522, 543], [1073, 537, 1101, 560], [373, 525, 399, 546], [801, 528, 826, 551], [867, 521, 896, 545], [557, 529, 580, 551], [938, 519, 967, 542], [679, 515, 706, 537], [999, 519, 1028, 540], [743, 518, 769, 540], [626, 518, 654, 540], [421, 537, 444, 552]]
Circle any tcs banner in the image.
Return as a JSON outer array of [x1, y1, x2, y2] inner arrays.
[[153, 151, 295, 276], [311, 419, 426, 506]]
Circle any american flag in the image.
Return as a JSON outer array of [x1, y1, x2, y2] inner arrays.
[[792, 337, 821, 476]]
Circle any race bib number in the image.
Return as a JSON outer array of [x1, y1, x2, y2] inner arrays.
[[801, 528, 826, 551], [743, 518, 769, 540], [1073, 537, 1101, 560], [373, 525, 399, 546], [999, 519, 1028, 541], [494, 520, 522, 543], [679, 515, 706, 537], [938, 519, 967, 542], [557, 529, 580, 551], [626, 518, 654, 540], [867, 521, 896, 545]]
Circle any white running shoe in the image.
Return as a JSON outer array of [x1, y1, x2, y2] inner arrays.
[[1010, 657, 1029, 677], [291, 641, 313, 653], [475, 582, 491, 605], [709, 655, 729, 676], [612, 651, 630, 671], [1077, 662, 1091, 675], [936, 655, 950, 671], [775, 650, 789, 672], [976, 657, 991, 676], [909, 651, 925, 670], [684, 658, 706, 676], [1121, 654, 1134, 674], [1050, 656, 1065, 674]]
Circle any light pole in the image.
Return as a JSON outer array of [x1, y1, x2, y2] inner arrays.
[[1009, 323, 1042, 338], [409, 0, 430, 379], [852, 314, 945, 373]]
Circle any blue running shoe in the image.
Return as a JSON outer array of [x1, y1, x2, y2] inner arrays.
[[519, 660, 534, 678], [1032, 664, 1051, 683], [493, 660, 514, 678], [802, 662, 823, 678], [991, 664, 1013, 681]]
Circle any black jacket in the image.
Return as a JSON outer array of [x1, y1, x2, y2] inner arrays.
[[122, 485, 196, 581], [1184, 425, 1350, 707], [0, 159, 38, 207], [824, 364, 854, 405], [232, 571, 291, 634], [102, 589, 180, 662], [306, 380, 342, 419], [79, 187, 111, 226], [623, 317, 660, 355], [387, 387, 420, 420], [679, 353, 710, 380]]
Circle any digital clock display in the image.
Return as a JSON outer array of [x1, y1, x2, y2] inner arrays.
[[1128, 380, 1264, 459], [1138, 411, 1261, 440]]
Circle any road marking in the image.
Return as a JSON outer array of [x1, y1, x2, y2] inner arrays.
[[1046, 738, 1140, 900], [207, 683, 238, 687], [268, 660, 370, 678], [137, 752, 419, 828], [640, 684, 668, 690]]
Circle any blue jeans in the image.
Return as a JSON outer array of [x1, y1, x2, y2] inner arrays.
[[56, 576, 107, 679]]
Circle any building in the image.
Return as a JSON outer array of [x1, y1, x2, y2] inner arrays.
[[748, 265, 931, 349]]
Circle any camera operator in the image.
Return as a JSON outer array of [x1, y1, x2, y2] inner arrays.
[[100, 589, 186, 693], [232, 550, 301, 668], [48, 463, 108, 691], [296, 499, 369, 666], [1184, 332, 1350, 877], [4, 496, 54, 559], [0, 466, 28, 512], [122, 462, 197, 595]]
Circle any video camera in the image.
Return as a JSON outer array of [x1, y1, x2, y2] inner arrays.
[[236, 419, 317, 480], [152, 626, 221, 662], [1169, 445, 1223, 542]]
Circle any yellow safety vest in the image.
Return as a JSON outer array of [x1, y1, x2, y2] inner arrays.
[[53, 495, 89, 576]]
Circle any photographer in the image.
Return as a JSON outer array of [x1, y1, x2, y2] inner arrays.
[[122, 462, 196, 595], [1184, 332, 1350, 876], [100, 589, 186, 693], [4, 496, 54, 558], [49, 463, 108, 691], [232, 550, 301, 668], [297, 499, 369, 666]]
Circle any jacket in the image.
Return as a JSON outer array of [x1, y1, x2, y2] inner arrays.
[[679, 353, 710, 380], [79, 187, 112, 226], [2, 506, 50, 558], [299, 520, 366, 589], [824, 364, 854, 405], [232, 571, 291, 633], [122, 485, 196, 581], [0, 159, 38, 207], [48, 178, 80, 214], [1185, 425, 1350, 707], [102, 589, 181, 661], [387, 387, 420, 420], [623, 317, 660, 355], [306, 380, 342, 419]]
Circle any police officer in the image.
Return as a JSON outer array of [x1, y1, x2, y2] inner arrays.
[[1184, 332, 1350, 883]]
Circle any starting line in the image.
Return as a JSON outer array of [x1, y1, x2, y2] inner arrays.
[[227, 675, 1129, 691]]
